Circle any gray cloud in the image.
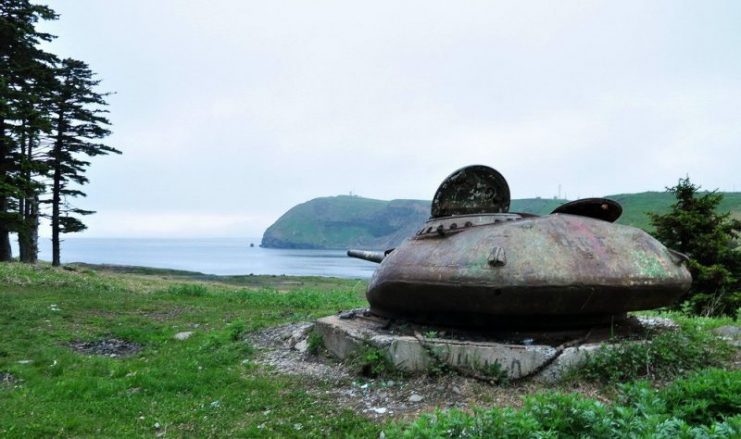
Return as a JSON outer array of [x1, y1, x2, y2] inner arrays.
[[39, 0, 741, 237]]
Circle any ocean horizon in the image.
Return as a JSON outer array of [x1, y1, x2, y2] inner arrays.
[[10, 237, 376, 279]]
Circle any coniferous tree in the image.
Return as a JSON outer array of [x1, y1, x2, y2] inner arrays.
[[0, 0, 57, 261], [14, 71, 54, 262], [47, 58, 120, 266], [649, 177, 741, 316]]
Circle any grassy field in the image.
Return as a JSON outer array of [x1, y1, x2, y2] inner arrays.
[[1, 263, 739, 437]]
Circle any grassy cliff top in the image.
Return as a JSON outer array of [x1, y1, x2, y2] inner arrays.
[[261, 192, 741, 250]]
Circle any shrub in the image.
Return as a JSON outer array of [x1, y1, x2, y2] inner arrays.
[[386, 370, 741, 438], [350, 344, 396, 378], [660, 369, 741, 425], [166, 283, 208, 297], [573, 325, 733, 383], [307, 331, 324, 355]]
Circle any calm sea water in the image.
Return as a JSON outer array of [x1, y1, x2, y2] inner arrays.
[[19, 238, 377, 278]]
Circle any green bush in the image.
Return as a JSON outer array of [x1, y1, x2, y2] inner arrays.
[[387, 370, 741, 438], [660, 369, 741, 425], [573, 325, 733, 384], [350, 344, 397, 378], [166, 283, 209, 296], [307, 331, 324, 355]]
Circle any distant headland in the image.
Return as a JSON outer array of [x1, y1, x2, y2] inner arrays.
[[260, 192, 741, 250]]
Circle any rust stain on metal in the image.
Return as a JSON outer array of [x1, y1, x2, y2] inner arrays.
[[347, 165, 692, 329]]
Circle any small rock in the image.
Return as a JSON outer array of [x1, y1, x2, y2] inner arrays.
[[371, 407, 387, 414], [452, 386, 462, 395], [174, 331, 193, 341], [210, 400, 220, 408], [409, 394, 423, 403], [713, 325, 741, 338], [294, 339, 308, 353], [154, 422, 161, 429]]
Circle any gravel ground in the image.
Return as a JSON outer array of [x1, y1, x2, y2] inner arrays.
[[248, 322, 607, 420]]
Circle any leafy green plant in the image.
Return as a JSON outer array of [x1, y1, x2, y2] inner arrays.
[[226, 320, 246, 341], [307, 331, 324, 355], [349, 344, 396, 378], [483, 361, 509, 385], [166, 284, 208, 297], [660, 369, 741, 425], [572, 325, 733, 384], [386, 370, 741, 438]]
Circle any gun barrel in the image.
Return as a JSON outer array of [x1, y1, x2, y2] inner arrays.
[[347, 249, 385, 263]]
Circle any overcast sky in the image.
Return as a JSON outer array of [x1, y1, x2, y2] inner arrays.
[[39, 0, 741, 238]]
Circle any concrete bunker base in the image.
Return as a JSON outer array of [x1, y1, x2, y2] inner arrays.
[[314, 312, 676, 383]]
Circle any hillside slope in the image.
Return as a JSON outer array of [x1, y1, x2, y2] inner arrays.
[[262, 195, 570, 250], [262, 191, 741, 250]]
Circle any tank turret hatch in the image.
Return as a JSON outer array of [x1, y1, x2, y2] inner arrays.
[[551, 198, 622, 222], [431, 165, 510, 218]]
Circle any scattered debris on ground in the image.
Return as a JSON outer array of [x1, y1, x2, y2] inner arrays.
[[250, 322, 350, 382], [248, 322, 606, 420], [69, 338, 142, 358]]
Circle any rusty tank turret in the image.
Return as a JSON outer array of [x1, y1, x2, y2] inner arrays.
[[348, 165, 692, 329]]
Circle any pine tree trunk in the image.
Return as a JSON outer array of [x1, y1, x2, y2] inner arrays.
[[52, 153, 61, 267], [0, 196, 11, 261], [17, 199, 38, 263], [18, 125, 38, 263], [18, 196, 27, 261], [0, 118, 12, 262], [18, 121, 29, 262], [29, 196, 39, 263]]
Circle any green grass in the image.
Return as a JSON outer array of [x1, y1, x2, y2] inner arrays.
[[386, 370, 741, 438], [0, 263, 376, 437], [1, 263, 738, 437]]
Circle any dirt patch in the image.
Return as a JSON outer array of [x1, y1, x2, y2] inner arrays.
[[249, 322, 609, 421], [70, 338, 142, 358], [0, 372, 16, 385], [250, 323, 350, 382]]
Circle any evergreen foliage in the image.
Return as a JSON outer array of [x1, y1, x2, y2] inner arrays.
[[47, 58, 120, 266], [0, 1, 119, 265], [649, 177, 741, 316], [0, 0, 57, 261]]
